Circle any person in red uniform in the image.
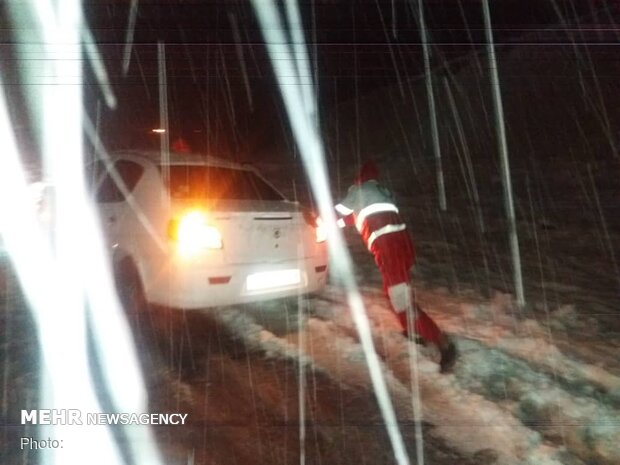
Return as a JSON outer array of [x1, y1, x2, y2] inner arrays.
[[335, 160, 457, 373]]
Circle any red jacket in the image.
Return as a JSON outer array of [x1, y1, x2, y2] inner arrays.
[[335, 179, 407, 251]]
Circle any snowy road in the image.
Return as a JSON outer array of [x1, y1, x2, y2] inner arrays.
[[129, 303, 475, 465], [2, 256, 620, 465], [131, 280, 619, 465]]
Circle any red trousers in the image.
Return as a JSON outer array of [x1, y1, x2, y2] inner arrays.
[[370, 231, 442, 345]]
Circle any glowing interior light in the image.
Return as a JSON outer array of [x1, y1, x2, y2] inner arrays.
[[151, 128, 166, 133], [246, 269, 301, 292], [315, 216, 327, 243], [173, 210, 222, 256]]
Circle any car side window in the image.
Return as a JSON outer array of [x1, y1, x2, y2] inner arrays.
[[96, 160, 144, 203]]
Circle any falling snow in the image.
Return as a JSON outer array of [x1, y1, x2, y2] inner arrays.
[[1, 1, 620, 465]]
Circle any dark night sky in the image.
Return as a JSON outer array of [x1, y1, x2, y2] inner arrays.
[[1, 0, 617, 158]]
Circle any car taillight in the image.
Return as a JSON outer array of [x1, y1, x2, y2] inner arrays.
[[168, 210, 222, 256], [302, 208, 327, 243], [315, 216, 327, 243]]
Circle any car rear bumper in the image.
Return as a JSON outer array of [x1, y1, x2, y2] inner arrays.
[[144, 256, 328, 309]]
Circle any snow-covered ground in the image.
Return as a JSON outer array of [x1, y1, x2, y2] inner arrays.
[[3, 240, 619, 465], [210, 246, 620, 465]]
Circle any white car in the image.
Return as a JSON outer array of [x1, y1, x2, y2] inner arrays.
[[88, 150, 328, 310]]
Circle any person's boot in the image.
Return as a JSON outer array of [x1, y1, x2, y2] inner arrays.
[[401, 330, 426, 346], [438, 335, 458, 373]]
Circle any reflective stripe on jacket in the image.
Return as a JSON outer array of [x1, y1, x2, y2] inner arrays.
[[335, 180, 407, 250]]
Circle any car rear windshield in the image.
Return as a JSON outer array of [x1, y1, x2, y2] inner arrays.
[[163, 165, 284, 201]]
